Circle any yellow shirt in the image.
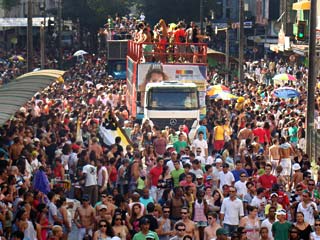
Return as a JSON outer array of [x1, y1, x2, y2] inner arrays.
[[214, 126, 225, 141]]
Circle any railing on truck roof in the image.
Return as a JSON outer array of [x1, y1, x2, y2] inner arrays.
[[127, 40, 207, 65]]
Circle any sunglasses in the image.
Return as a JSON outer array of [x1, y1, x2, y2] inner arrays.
[[315, 224, 320, 226], [180, 212, 187, 215], [240, 175, 246, 177], [290, 231, 298, 233], [229, 190, 236, 193], [177, 228, 186, 231], [164, 211, 170, 213], [100, 225, 107, 228], [101, 195, 107, 198], [115, 218, 122, 221], [308, 184, 315, 186]]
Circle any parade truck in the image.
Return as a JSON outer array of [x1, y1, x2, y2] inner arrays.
[[106, 39, 128, 80], [126, 40, 208, 130]]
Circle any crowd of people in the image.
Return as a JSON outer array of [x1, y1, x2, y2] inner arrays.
[[0, 15, 319, 240]]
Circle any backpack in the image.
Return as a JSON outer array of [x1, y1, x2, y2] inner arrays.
[[179, 35, 186, 43]]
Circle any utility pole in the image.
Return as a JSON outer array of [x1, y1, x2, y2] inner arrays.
[[40, 1, 46, 69], [238, 0, 244, 82], [27, 0, 33, 72], [200, 0, 204, 34], [40, 22, 45, 69], [225, 28, 229, 85], [58, 0, 62, 69], [306, 0, 317, 159]]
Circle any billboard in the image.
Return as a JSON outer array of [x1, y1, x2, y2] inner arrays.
[[137, 63, 207, 115]]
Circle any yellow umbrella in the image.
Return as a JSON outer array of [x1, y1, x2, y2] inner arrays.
[[292, 0, 310, 10], [9, 55, 25, 61], [210, 91, 238, 100]]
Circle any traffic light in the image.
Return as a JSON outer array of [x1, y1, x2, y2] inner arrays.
[[48, 19, 55, 34], [297, 21, 306, 41]]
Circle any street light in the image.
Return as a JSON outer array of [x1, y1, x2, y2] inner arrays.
[[215, 27, 229, 84], [27, 0, 33, 72], [39, 1, 46, 69]]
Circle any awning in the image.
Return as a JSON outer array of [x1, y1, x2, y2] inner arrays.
[[0, 69, 65, 126], [292, 1, 311, 10]]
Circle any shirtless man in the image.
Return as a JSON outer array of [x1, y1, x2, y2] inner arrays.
[[204, 212, 221, 240], [269, 139, 280, 174], [95, 194, 116, 223], [74, 194, 95, 240], [279, 137, 294, 185], [88, 137, 103, 159], [175, 207, 199, 240], [9, 137, 24, 162]]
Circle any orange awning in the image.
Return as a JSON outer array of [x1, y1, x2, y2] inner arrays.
[[292, 0, 311, 10]]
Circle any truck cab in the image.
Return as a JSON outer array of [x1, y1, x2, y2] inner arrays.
[[144, 81, 200, 129]]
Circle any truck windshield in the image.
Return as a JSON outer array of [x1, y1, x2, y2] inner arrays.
[[147, 88, 199, 110]]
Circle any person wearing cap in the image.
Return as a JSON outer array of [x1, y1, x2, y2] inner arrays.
[[218, 163, 235, 190], [289, 163, 303, 190], [271, 209, 292, 240], [132, 217, 159, 240], [265, 192, 283, 216], [215, 228, 228, 240], [74, 194, 95, 240]]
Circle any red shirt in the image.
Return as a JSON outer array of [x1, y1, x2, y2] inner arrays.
[[258, 174, 277, 189], [253, 127, 266, 144], [149, 166, 163, 186]]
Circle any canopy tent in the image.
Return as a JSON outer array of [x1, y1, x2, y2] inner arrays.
[[0, 69, 65, 126], [292, 1, 310, 10]]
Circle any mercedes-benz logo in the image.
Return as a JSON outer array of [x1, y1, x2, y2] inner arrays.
[[169, 118, 177, 126]]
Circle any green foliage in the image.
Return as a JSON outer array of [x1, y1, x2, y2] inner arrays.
[[137, 0, 216, 24], [63, 0, 131, 30], [1, 0, 19, 10]]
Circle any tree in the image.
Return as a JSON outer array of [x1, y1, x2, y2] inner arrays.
[[0, 0, 19, 10]]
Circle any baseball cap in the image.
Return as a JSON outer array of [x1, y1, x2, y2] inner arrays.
[[196, 174, 203, 179], [216, 228, 228, 236], [145, 232, 155, 239], [222, 163, 229, 168], [270, 192, 278, 198], [82, 194, 89, 201], [206, 175, 213, 180], [215, 158, 223, 163], [276, 209, 286, 215], [99, 204, 107, 210], [292, 163, 301, 171]]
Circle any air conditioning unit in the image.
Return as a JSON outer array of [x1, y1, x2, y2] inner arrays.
[[270, 21, 281, 37]]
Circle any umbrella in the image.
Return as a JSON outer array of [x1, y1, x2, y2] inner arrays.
[[9, 55, 25, 61], [273, 73, 297, 81], [73, 50, 88, 57], [273, 87, 300, 99], [210, 91, 238, 100], [207, 85, 230, 96]]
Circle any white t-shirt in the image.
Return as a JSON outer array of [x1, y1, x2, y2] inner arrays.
[[261, 218, 277, 240], [82, 164, 98, 186], [98, 166, 108, 187], [220, 197, 244, 225], [234, 181, 247, 199], [192, 139, 208, 157], [218, 171, 235, 189], [250, 196, 267, 220], [297, 201, 317, 226]]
